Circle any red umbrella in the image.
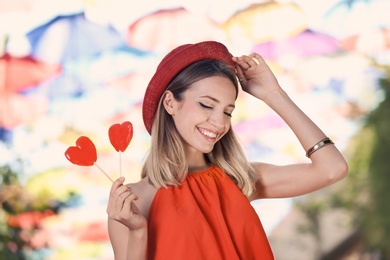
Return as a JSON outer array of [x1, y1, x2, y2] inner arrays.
[[1, 54, 61, 92], [0, 54, 61, 129], [127, 7, 219, 52]]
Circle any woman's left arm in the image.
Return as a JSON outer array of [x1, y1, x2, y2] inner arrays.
[[233, 54, 348, 200]]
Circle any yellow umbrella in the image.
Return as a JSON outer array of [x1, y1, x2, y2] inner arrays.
[[222, 1, 308, 44]]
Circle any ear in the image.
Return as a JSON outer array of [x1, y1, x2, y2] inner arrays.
[[162, 90, 176, 115]]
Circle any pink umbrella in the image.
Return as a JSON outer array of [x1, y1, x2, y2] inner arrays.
[[252, 30, 340, 60], [127, 7, 219, 52]]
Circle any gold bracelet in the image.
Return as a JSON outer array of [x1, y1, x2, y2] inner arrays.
[[305, 137, 334, 158]]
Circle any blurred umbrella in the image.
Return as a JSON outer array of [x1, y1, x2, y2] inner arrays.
[[63, 45, 154, 84], [127, 7, 219, 52], [0, 54, 61, 92], [340, 27, 390, 55], [290, 53, 383, 114], [26, 13, 125, 64], [0, 93, 48, 130], [28, 44, 154, 100], [323, 0, 390, 38], [222, 2, 307, 45], [252, 29, 339, 61], [0, 54, 61, 129]]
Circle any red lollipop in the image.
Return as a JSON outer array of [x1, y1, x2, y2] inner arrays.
[[65, 136, 97, 166], [65, 136, 113, 182], [109, 121, 133, 177], [108, 121, 133, 152]]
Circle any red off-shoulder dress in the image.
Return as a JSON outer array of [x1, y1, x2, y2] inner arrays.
[[147, 165, 274, 259]]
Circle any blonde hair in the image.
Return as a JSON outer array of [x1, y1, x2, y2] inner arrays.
[[141, 60, 258, 197]]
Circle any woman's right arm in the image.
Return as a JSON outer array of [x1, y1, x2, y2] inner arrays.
[[107, 177, 147, 260]]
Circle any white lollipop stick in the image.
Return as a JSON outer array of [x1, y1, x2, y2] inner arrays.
[[94, 163, 114, 183]]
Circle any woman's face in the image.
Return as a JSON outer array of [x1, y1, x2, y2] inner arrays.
[[168, 76, 236, 155]]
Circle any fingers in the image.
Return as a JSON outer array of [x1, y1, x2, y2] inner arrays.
[[113, 185, 138, 210], [107, 177, 139, 218], [233, 54, 260, 71], [233, 53, 262, 84], [251, 56, 260, 65], [122, 194, 138, 214], [249, 52, 263, 64], [110, 176, 125, 194]]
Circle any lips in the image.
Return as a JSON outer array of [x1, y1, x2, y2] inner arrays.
[[198, 127, 218, 140]]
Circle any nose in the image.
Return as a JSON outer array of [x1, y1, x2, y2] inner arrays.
[[208, 111, 228, 130]]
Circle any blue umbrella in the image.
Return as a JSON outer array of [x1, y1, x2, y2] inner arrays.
[[26, 13, 125, 64], [63, 44, 155, 84], [25, 44, 154, 101]]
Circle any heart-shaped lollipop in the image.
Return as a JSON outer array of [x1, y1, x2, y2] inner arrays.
[[65, 136, 97, 166], [65, 136, 113, 182], [109, 121, 133, 152]]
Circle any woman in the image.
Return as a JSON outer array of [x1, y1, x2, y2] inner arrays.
[[106, 41, 348, 260]]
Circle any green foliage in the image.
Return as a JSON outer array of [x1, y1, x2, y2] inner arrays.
[[0, 164, 82, 260], [361, 77, 390, 256], [294, 74, 390, 258]]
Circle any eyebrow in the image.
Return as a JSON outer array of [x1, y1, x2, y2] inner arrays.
[[200, 95, 235, 108]]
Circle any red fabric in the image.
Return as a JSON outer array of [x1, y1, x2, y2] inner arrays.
[[147, 165, 274, 260]]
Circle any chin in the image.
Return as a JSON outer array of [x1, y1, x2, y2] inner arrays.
[[198, 144, 215, 154]]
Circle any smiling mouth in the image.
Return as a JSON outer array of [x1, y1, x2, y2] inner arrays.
[[198, 128, 218, 139]]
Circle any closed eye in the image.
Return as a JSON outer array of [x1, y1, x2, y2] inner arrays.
[[199, 102, 232, 117], [199, 102, 212, 109]]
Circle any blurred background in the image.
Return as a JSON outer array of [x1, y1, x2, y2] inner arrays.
[[1, 0, 389, 259]]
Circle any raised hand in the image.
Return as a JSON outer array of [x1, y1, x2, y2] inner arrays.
[[233, 53, 280, 102]]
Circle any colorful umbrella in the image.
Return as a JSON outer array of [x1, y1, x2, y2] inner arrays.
[[252, 29, 340, 61], [127, 7, 219, 53], [0, 54, 61, 129], [222, 2, 308, 45], [26, 13, 125, 64]]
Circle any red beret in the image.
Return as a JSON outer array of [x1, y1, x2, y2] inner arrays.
[[142, 41, 235, 134]]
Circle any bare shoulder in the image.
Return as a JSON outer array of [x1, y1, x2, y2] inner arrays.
[[126, 177, 158, 219]]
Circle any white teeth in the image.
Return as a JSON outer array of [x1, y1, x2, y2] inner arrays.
[[200, 129, 217, 138]]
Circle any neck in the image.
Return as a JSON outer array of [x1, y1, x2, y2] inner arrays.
[[185, 149, 209, 173]]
